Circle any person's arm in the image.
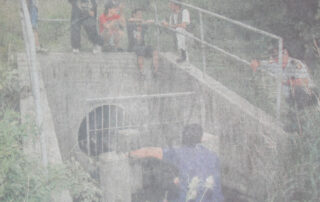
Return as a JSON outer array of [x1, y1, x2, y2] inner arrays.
[[130, 147, 163, 159], [163, 22, 178, 29], [176, 22, 188, 29], [90, 0, 97, 17], [144, 19, 155, 24], [162, 15, 172, 27], [250, 59, 260, 72], [104, 19, 116, 30], [130, 18, 154, 24], [251, 58, 277, 73], [287, 78, 309, 87], [119, 15, 126, 29], [176, 9, 190, 29], [128, 18, 143, 23]]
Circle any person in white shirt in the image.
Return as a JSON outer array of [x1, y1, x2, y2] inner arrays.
[[251, 48, 320, 134], [251, 48, 315, 107], [163, 0, 190, 63]]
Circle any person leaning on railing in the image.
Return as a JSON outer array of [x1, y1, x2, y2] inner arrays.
[[162, 0, 190, 63], [26, 0, 47, 53], [251, 48, 319, 134], [68, 0, 104, 54], [127, 8, 159, 78], [251, 48, 319, 111]]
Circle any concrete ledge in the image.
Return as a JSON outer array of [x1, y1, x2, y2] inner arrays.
[[160, 52, 286, 135], [17, 53, 72, 202]]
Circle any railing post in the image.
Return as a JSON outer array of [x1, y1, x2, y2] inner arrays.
[[276, 38, 283, 121], [153, 0, 161, 52], [199, 11, 207, 77], [20, 0, 48, 168]]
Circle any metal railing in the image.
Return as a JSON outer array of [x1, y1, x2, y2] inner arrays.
[[84, 91, 199, 156], [20, 0, 48, 168], [154, 0, 284, 119], [86, 91, 195, 103]]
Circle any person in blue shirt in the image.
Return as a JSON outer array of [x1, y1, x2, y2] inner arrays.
[[26, 0, 47, 53], [130, 124, 224, 202]]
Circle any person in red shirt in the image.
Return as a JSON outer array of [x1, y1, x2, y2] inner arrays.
[[99, 2, 125, 51]]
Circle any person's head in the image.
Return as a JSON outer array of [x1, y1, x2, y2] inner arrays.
[[282, 48, 290, 67], [132, 8, 143, 19], [104, 1, 118, 15], [269, 48, 289, 57], [181, 124, 203, 147], [169, 1, 182, 13], [282, 48, 289, 57], [268, 48, 278, 59], [112, 0, 124, 10]]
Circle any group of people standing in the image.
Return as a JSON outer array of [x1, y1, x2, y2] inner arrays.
[[27, 0, 191, 74], [68, 0, 191, 75]]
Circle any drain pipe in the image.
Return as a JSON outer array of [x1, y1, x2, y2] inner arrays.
[[20, 0, 48, 168]]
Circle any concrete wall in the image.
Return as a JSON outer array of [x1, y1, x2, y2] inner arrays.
[[38, 52, 201, 170], [18, 54, 73, 202], [20, 51, 289, 201]]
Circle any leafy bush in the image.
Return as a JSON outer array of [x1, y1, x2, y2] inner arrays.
[[0, 111, 101, 202]]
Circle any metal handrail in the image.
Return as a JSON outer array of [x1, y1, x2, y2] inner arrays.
[[164, 0, 283, 120], [156, 23, 251, 66], [170, 0, 281, 40], [156, 23, 284, 80], [38, 18, 69, 22], [86, 91, 195, 103], [20, 0, 48, 168]]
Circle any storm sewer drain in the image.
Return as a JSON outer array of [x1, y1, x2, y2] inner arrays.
[[78, 105, 125, 156]]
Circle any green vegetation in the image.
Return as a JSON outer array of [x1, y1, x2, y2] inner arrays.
[[0, 1, 101, 201], [275, 108, 320, 202], [0, 111, 101, 202], [0, 1, 22, 112]]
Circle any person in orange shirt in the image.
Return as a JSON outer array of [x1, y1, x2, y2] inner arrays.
[[99, 1, 125, 51]]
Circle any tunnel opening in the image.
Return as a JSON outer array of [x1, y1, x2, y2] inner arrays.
[[78, 105, 126, 156], [76, 91, 204, 202]]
